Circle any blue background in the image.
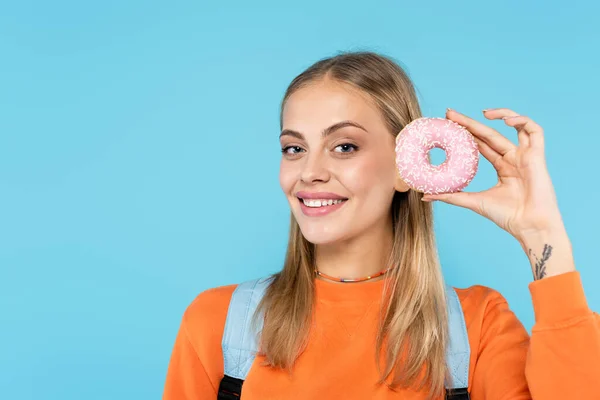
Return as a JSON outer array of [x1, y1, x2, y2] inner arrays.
[[1, 1, 598, 399]]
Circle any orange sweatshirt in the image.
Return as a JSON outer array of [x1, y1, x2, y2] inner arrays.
[[163, 271, 600, 399]]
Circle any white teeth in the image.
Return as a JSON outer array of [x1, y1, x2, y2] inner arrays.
[[302, 198, 346, 208]]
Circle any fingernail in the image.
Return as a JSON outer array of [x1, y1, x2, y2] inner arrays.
[[482, 109, 490, 112], [446, 108, 453, 112]]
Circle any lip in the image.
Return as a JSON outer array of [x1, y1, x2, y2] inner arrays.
[[295, 191, 348, 200], [297, 196, 348, 217]]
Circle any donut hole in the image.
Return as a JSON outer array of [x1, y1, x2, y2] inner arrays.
[[428, 147, 447, 166]]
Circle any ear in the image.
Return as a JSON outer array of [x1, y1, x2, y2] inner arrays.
[[394, 171, 411, 193]]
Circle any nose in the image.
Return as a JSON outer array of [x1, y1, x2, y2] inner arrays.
[[300, 150, 330, 183]]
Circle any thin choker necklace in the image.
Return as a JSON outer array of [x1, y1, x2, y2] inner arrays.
[[314, 266, 394, 283]]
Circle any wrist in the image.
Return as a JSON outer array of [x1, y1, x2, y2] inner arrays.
[[517, 228, 575, 280]]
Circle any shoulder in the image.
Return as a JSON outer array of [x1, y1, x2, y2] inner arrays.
[[181, 283, 238, 361], [172, 283, 239, 388], [183, 283, 239, 332], [452, 283, 524, 330], [182, 275, 276, 344], [452, 284, 512, 317], [450, 283, 529, 356]]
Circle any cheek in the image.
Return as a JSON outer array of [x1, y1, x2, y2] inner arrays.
[[338, 155, 395, 194], [279, 160, 295, 194]]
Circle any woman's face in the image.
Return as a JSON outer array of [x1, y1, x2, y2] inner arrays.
[[279, 78, 409, 245]]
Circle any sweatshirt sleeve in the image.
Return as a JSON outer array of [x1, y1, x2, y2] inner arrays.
[[525, 271, 600, 399], [470, 271, 600, 399], [163, 313, 217, 400]]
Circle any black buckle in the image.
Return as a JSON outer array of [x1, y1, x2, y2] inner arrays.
[[446, 387, 470, 400], [217, 374, 244, 400]]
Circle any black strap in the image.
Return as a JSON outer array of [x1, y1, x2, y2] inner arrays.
[[446, 387, 470, 400], [217, 375, 244, 400], [218, 374, 468, 399]]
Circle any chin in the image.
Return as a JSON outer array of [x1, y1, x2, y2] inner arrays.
[[301, 233, 340, 245], [295, 221, 349, 245]]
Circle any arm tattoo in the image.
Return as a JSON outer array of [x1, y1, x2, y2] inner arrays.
[[529, 244, 553, 280]]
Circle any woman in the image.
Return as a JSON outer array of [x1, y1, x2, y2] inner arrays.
[[163, 51, 600, 399]]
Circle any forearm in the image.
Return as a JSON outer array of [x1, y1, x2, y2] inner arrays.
[[517, 227, 600, 398], [524, 270, 600, 398], [517, 227, 576, 280]]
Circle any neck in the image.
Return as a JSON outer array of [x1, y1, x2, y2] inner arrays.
[[314, 217, 394, 283]]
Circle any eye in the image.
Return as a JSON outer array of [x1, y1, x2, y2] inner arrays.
[[333, 143, 358, 153], [281, 145, 305, 155]]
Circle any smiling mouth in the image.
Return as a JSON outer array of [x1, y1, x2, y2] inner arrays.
[[297, 197, 349, 208]]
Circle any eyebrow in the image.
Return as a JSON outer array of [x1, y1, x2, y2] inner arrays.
[[279, 120, 368, 140]]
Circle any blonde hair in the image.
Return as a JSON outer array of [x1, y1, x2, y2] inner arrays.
[[252, 51, 450, 399]]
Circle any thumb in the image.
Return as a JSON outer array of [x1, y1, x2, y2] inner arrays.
[[421, 191, 481, 212]]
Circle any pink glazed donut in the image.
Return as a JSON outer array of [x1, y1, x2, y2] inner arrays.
[[395, 117, 479, 195]]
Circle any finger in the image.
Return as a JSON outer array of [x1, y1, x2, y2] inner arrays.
[[503, 115, 545, 150], [422, 191, 482, 213], [483, 108, 530, 148], [475, 136, 500, 165], [446, 109, 516, 156], [482, 108, 520, 120], [474, 137, 513, 175]]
